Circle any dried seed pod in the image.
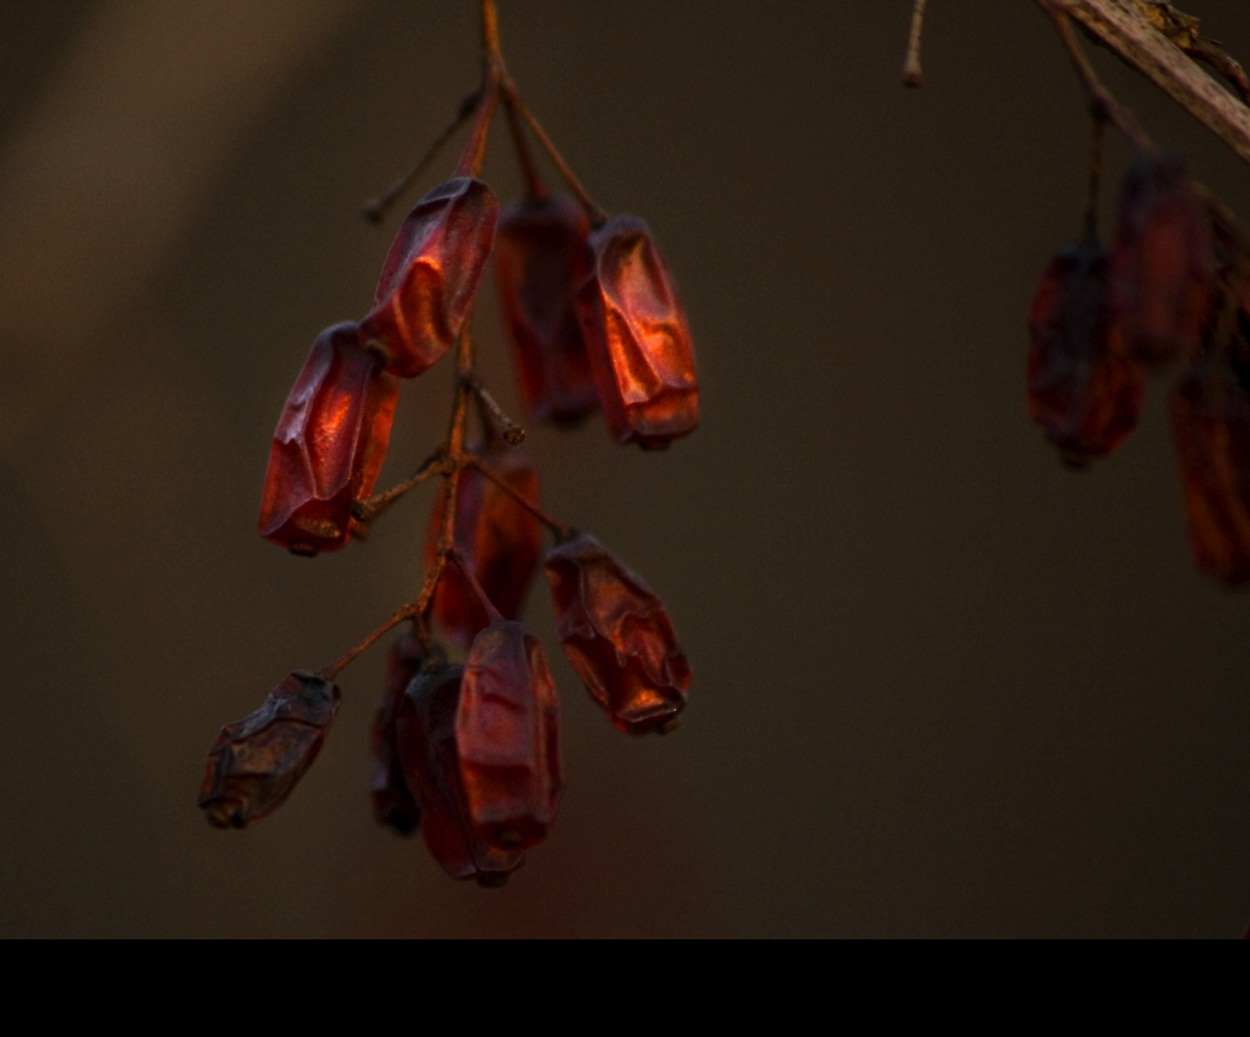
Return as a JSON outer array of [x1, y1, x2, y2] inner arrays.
[[258, 321, 399, 556], [1110, 154, 1217, 366], [456, 621, 562, 852], [495, 193, 599, 424], [576, 215, 698, 449], [1027, 237, 1145, 467], [395, 661, 523, 885], [362, 177, 499, 379], [370, 632, 426, 836], [426, 446, 542, 648], [199, 671, 341, 830], [545, 532, 690, 735], [1170, 360, 1250, 586]]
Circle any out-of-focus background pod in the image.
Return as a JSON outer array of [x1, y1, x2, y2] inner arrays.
[[2, 1, 1250, 937]]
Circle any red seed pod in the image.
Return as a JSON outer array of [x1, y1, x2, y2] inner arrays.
[[1110, 154, 1217, 366], [361, 177, 499, 379], [544, 532, 690, 735], [199, 671, 341, 830], [426, 446, 542, 648], [495, 193, 599, 424], [1027, 238, 1145, 468], [456, 621, 562, 852], [258, 322, 399, 556], [1170, 360, 1250, 586], [395, 661, 523, 886], [576, 215, 699, 449], [369, 632, 425, 836]]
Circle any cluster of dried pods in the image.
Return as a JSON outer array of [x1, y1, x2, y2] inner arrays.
[[1026, 12, 1250, 587], [198, 3, 696, 885]]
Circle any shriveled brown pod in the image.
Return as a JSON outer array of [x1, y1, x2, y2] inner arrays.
[[1110, 154, 1217, 367], [545, 532, 690, 735], [199, 671, 341, 829], [576, 215, 699, 449], [1027, 237, 1145, 467], [456, 621, 562, 852], [495, 193, 599, 424], [362, 177, 499, 378], [258, 322, 399, 556]]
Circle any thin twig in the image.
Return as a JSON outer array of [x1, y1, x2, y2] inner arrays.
[[502, 80, 609, 226], [902, 0, 928, 88], [1035, 0, 1250, 167], [466, 455, 573, 540], [362, 90, 480, 223], [1049, 5, 1156, 153]]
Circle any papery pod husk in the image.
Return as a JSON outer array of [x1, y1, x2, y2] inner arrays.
[[575, 215, 698, 449], [369, 632, 425, 836], [544, 532, 690, 735], [425, 446, 542, 648], [395, 662, 523, 886], [1110, 154, 1217, 367], [456, 621, 562, 852], [496, 193, 599, 424], [362, 177, 499, 379], [199, 671, 341, 829], [1170, 359, 1250, 586], [1027, 238, 1145, 468], [258, 321, 399, 556]]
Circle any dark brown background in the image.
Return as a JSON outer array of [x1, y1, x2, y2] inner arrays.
[[2, 0, 1249, 938]]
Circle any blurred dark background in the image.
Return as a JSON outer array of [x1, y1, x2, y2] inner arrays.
[[2, 0, 1249, 938]]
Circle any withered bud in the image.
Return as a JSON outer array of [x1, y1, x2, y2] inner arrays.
[[1027, 237, 1144, 468], [426, 445, 542, 647], [545, 533, 690, 735], [1110, 154, 1217, 367], [456, 621, 563, 852], [495, 193, 599, 424], [396, 660, 524, 885], [258, 322, 399, 556], [1170, 360, 1250, 586], [362, 177, 499, 379], [199, 671, 340, 830], [576, 215, 699, 449], [370, 633, 428, 836]]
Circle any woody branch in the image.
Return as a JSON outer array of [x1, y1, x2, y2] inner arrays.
[[1033, 0, 1250, 167]]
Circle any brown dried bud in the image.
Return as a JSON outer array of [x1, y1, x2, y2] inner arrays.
[[258, 322, 399, 556], [456, 621, 563, 852], [370, 633, 426, 836], [426, 446, 542, 648], [1027, 237, 1144, 467], [362, 177, 499, 379], [1110, 155, 1217, 366], [545, 533, 690, 735], [395, 661, 524, 885], [1170, 360, 1250, 586], [576, 215, 698, 449], [199, 671, 340, 830], [495, 194, 599, 425]]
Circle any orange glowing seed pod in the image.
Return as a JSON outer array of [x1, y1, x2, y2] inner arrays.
[[258, 322, 399, 556], [395, 661, 524, 885], [198, 671, 341, 830], [495, 193, 599, 424], [1170, 360, 1250, 586], [361, 177, 499, 379], [544, 532, 690, 736], [425, 446, 542, 648], [1027, 237, 1145, 468], [455, 621, 563, 852], [576, 215, 699, 449], [1110, 154, 1217, 367]]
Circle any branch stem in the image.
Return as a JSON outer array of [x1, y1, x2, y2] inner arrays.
[[1035, 0, 1250, 167]]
